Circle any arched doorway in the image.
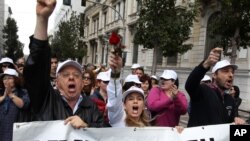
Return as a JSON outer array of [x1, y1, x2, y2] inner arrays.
[[205, 12, 221, 59]]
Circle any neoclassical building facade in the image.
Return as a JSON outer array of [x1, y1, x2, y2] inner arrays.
[[82, 0, 250, 111]]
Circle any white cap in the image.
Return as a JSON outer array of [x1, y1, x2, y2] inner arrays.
[[124, 74, 141, 84], [56, 60, 82, 76], [0, 57, 14, 64], [0, 68, 18, 77], [96, 71, 110, 81], [160, 70, 177, 80], [212, 60, 238, 73], [151, 75, 158, 80], [131, 63, 141, 69], [201, 75, 211, 82], [122, 86, 144, 102]]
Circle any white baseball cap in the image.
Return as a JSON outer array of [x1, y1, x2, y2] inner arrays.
[[124, 74, 141, 84], [151, 75, 158, 80], [0, 68, 18, 78], [131, 63, 141, 69], [0, 57, 14, 64], [201, 75, 211, 82], [56, 60, 82, 76], [212, 60, 238, 73], [96, 71, 110, 81], [160, 70, 177, 80], [122, 86, 144, 102]]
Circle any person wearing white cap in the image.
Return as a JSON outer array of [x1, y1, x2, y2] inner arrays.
[[0, 57, 15, 73], [131, 63, 141, 75], [23, 0, 104, 128], [147, 70, 188, 127], [0, 68, 30, 141], [107, 51, 185, 132], [107, 52, 150, 127], [151, 75, 159, 87], [185, 47, 245, 127], [90, 71, 111, 126], [201, 74, 212, 84], [122, 74, 142, 91]]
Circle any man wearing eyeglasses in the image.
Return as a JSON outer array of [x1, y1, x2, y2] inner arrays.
[[23, 0, 104, 128]]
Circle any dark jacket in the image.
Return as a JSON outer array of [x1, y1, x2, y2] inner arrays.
[[90, 89, 110, 127], [0, 88, 30, 141], [185, 62, 236, 127], [23, 36, 104, 127]]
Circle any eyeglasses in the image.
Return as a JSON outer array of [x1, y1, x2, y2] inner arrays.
[[2, 64, 10, 68], [3, 76, 14, 81], [83, 76, 91, 80], [59, 72, 81, 79], [102, 81, 109, 85], [17, 64, 24, 68], [134, 83, 141, 88]]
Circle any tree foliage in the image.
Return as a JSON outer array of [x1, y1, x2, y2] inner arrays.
[[2, 17, 24, 61], [134, 0, 198, 56], [50, 12, 86, 61], [134, 0, 198, 74], [206, 0, 250, 64]]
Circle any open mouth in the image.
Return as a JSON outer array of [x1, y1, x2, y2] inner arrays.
[[132, 106, 139, 114], [68, 84, 76, 92]]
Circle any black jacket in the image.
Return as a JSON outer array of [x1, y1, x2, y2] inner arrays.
[[23, 36, 104, 127], [185, 62, 236, 127]]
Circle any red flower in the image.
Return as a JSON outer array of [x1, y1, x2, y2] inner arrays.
[[109, 32, 120, 45]]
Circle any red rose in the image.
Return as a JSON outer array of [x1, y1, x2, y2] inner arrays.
[[109, 32, 120, 45]]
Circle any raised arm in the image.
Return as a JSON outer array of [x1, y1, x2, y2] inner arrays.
[[185, 47, 222, 100], [107, 53, 125, 127], [34, 0, 56, 40], [23, 0, 57, 113]]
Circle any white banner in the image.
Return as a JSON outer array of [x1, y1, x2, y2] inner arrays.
[[13, 120, 230, 141]]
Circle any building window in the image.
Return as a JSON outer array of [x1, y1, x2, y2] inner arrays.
[[118, 2, 121, 20], [123, 0, 126, 18], [205, 12, 221, 59], [167, 55, 177, 66], [92, 15, 99, 34], [156, 47, 163, 65], [132, 44, 139, 63], [103, 12, 107, 28]]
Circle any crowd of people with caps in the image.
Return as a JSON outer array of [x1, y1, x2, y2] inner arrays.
[[0, 0, 248, 141]]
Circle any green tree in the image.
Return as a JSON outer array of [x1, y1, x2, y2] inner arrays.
[[50, 12, 86, 62], [2, 17, 24, 61], [134, 0, 198, 74], [205, 0, 250, 64]]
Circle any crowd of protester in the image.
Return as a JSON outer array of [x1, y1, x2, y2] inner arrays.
[[0, 0, 249, 140]]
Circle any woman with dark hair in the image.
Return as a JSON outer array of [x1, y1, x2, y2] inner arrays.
[[82, 69, 96, 96], [0, 57, 15, 74], [151, 75, 159, 88], [147, 70, 187, 127], [140, 74, 152, 98], [122, 74, 142, 91], [0, 69, 30, 141], [230, 85, 242, 117]]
